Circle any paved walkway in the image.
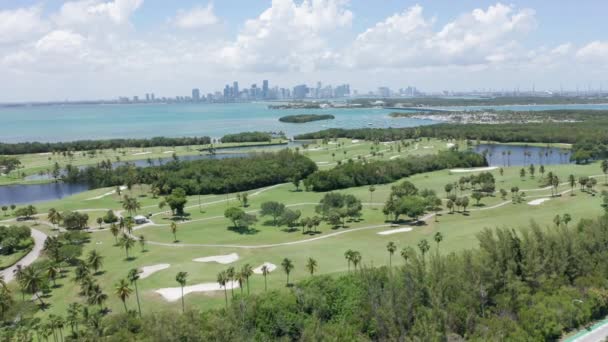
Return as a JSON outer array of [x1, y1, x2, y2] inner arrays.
[[0, 228, 47, 283]]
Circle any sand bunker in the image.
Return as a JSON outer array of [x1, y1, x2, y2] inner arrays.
[[528, 198, 550, 206], [38, 152, 52, 156], [446, 143, 455, 148], [193, 253, 239, 264], [163, 150, 175, 154], [450, 166, 498, 173], [390, 155, 400, 160], [377, 227, 413, 235], [316, 161, 330, 165], [351, 139, 360, 143], [156, 281, 239, 302], [139, 264, 170, 279], [85, 186, 127, 200], [132, 151, 151, 156], [253, 262, 277, 274]]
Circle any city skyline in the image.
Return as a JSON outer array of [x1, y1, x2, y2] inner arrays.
[[1, 1, 608, 102]]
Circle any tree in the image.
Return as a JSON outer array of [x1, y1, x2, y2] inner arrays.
[[114, 279, 132, 313], [281, 258, 294, 286], [461, 196, 470, 212], [471, 192, 484, 206], [217, 271, 229, 307], [127, 269, 142, 317], [46, 264, 60, 287], [122, 195, 141, 217], [175, 272, 188, 313], [96, 217, 103, 229], [351, 251, 362, 270], [261, 265, 270, 291], [47, 208, 62, 228], [241, 264, 253, 295], [119, 234, 136, 259], [165, 188, 188, 217], [368, 185, 376, 204], [446, 199, 454, 213], [434, 232, 443, 251], [0, 206, 6, 217], [224, 207, 257, 229], [520, 168, 526, 179], [279, 209, 302, 228], [87, 250, 104, 275], [110, 224, 120, 244], [138, 235, 146, 252], [418, 239, 430, 264], [306, 257, 318, 276], [344, 249, 354, 271], [260, 201, 286, 226], [553, 214, 562, 228], [19, 266, 46, 307], [226, 267, 235, 299], [386, 241, 397, 267], [568, 174, 576, 195], [562, 213, 572, 227], [444, 183, 453, 197], [170, 222, 178, 242]]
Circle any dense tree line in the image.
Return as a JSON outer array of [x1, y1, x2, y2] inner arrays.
[[5, 216, 608, 340], [220, 131, 273, 143], [0, 136, 211, 155], [0, 225, 32, 255], [279, 114, 335, 123], [304, 150, 486, 191], [68, 150, 317, 195], [349, 96, 608, 107]]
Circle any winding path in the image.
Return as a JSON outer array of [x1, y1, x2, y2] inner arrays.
[[0, 228, 47, 283]]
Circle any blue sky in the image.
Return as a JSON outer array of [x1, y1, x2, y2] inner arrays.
[[0, 0, 607, 101]]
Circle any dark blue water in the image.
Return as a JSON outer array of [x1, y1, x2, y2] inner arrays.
[[3, 152, 254, 205], [474, 144, 571, 167]]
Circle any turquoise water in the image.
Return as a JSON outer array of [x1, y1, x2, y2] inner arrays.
[[0, 102, 431, 143]]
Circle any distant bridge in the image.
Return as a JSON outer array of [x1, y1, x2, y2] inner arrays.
[[384, 107, 457, 113]]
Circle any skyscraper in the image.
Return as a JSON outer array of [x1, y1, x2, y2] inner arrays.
[[233, 81, 239, 99], [262, 80, 269, 99], [192, 88, 200, 102]]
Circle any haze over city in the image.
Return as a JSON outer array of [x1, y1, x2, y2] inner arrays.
[[1, 0, 608, 102]]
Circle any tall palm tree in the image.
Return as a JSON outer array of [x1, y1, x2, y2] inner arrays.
[[47, 208, 62, 228], [86, 284, 107, 311], [351, 251, 362, 270], [434, 232, 443, 252], [401, 246, 413, 263], [127, 269, 142, 317], [66, 302, 81, 337], [418, 239, 430, 264], [122, 195, 141, 217], [0, 288, 12, 321], [87, 250, 104, 275], [138, 235, 146, 252], [235, 271, 245, 296], [170, 222, 178, 242], [344, 249, 354, 271], [568, 174, 576, 195], [46, 264, 60, 287], [306, 257, 318, 276], [226, 267, 235, 299], [281, 258, 294, 286], [175, 272, 188, 313], [216, 271, 229, 307], [20, 266, 46, 307], [114, 279, 132, 313], [386, 241, 397, 267], [119, 234, 136, 259], [261, 265, 270, 291], [110, 223, 120, 244], [241, 264, 253, 295]]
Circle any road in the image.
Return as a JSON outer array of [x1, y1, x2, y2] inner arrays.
[[563, 319, 608, 342], [0, 228, 47, 283]]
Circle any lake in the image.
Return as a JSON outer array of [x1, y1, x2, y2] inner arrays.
[[474, 144, 571, 167]]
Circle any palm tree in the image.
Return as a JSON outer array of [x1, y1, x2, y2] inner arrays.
[[170, 221, 178, 242], [568, 174, 576, 195], [368, 185, 376, 205], [351, 251, 362, 270], [87, 250, 104, 275], [127, 269, 142, 317], [562, 213, 572, 227], [119, 234, 136, 259], [434, 232, 443, 252], [306, 257, 318, 276], [175, 272, 188, 313], [226, 267, 235, 299], [87, 285, 107, 311], [261, 265, 270, 291], [122, 195, 141, 217], [66, 302, 81, 337], [138, 235, 146, 252], [241, 264, 253, 295], [46, 264, 60, 287], [47, 208, 62, 228], [114, 279, 132, 313], [418, 239, 430, 264], [235, 271, 245, 296], [216, 271, 229, 307], [20, 266, 46, 307], [602, 160, 608, 185], [110, 223, 120, 244], [344, 249, 354, 271], [386, 241, 396, 267], [281, 258, 294, 286]]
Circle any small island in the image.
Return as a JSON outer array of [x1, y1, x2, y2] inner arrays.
[[279, 114, 335, 123]]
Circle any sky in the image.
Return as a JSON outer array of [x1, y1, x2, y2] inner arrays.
[[0, 0, 607, 102]]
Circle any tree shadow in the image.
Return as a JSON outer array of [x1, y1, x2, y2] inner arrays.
[[227, 226, 260, 235], [125, 256, 137, 262], [94, 270, 106, 276], [281, 227, 300, 233], [473, 203, 486, 207]]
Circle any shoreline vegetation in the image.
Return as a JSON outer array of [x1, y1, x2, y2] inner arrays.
[[278, 114, 335, 123], [388, 109, 586, 124], [268, 96, 608, 110]]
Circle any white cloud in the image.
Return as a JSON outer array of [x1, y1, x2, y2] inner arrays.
[[53, 0, 142, 29], [348, 3, 536, 69], [576, 41, 608, 64], [173, 4, 219, 29], [219, 0, 353, 72], [0, 6, 48, 44], [35, 30, 86, 53]]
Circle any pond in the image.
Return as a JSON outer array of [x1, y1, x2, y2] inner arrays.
[[474, 143, 571, 167]]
